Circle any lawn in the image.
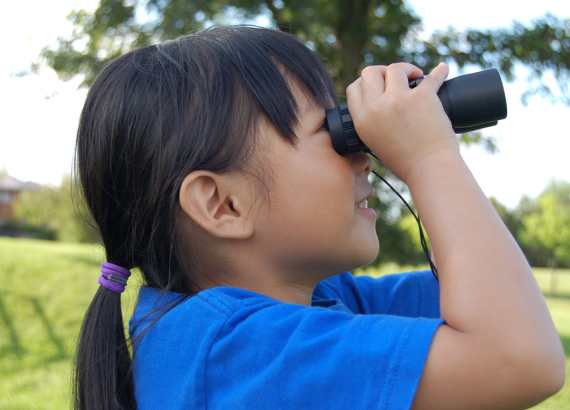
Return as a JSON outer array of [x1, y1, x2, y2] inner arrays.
[[1, 237, 568, 409]]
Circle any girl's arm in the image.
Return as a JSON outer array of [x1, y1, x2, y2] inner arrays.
[[346, 62, 565, 410], [408, 150, 565, 410]]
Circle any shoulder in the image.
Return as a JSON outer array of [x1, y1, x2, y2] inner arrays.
[[205, 283, 444, 410], [315, 269, 436, 294], [129, 286, 285, 409], [313, 269, 440, 316]]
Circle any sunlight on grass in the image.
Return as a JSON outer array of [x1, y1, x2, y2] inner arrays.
[[1, 237, 568, 409]]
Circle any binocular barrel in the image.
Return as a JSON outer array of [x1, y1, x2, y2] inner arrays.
[[325, 68, 508, 155]]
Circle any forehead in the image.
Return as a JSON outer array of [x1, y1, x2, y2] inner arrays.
[[276, 60, 334, 117], [288, 77, 327, 118]]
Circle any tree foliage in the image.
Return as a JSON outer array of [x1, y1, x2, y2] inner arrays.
[[39, 0, 570, 158], [14, 176, 99, 243], [489, 196, 524, 239], [519, 180, 570, 267], [42, 1, 570, 101]]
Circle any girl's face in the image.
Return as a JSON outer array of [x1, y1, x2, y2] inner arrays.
[[250, 78, 380, 290]]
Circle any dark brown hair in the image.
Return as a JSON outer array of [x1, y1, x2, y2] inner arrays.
[[72, 24, 338, 410]]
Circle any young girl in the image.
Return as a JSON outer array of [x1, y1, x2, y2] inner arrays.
[[73, 25, 564, 410]]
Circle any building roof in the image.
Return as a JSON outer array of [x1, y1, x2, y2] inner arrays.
[[0, 175, 41, 192]]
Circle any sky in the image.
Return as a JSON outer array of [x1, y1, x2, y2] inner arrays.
[[1, 0, 569, 210]]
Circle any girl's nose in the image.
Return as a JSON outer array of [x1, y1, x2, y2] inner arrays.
[[349, 152, 372, 174]]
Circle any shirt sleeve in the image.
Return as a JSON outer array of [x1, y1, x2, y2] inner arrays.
[[206, 300, 444, 410], [313, 269, 441, 318]]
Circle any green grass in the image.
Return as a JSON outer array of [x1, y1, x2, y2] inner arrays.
[[0, 237, 142, 410], [1, 237, 569, 409]]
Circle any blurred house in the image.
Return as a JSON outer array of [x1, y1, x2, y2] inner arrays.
[[0, 174, 41, 222]]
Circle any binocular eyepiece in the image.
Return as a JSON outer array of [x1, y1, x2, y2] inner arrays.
[[325, 68, 508, 155]]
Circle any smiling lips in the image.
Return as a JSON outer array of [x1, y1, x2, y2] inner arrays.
[[355, 186, 373, 205]]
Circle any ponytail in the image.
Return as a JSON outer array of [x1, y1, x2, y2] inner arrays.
[[73, 287, 135, 410]]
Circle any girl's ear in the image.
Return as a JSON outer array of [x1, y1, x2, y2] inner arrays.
[[178, 170, 256, 240]]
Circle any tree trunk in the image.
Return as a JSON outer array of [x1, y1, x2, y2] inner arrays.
[[549, 256, 558, 296], [334, 0, 372, 89]]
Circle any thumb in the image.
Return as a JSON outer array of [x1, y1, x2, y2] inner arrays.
[[425, 62, 449, 92]]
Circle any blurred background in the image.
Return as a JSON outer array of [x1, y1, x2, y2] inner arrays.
[[1, 0, 569, 408]]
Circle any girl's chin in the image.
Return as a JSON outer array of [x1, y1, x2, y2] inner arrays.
[[354, 236, 380, 263]]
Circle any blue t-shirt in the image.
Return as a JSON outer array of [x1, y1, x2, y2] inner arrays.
[[128, 269, 444, 410]]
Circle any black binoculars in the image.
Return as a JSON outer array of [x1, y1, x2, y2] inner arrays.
[[325, 68, 508, 155]]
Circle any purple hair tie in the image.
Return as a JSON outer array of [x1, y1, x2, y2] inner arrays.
[[98, 262, 131, 293]]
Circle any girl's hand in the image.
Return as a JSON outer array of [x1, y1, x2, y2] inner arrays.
[[346, 62, 460, 184]]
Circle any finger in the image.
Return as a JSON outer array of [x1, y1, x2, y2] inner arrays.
[[360, 65, 387, 103], [420, 62, 449, 93], [346, 76, 363, 112], [385, 62, 424, 94]]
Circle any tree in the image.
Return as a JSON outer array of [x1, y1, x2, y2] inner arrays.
[[41, 0, 570, 106], [14, 176, 100, 243], [520, 180, 570, 269], [489, 196, 523, 239], [508, 194, 548, 267], [37, 0, 570, 207], [396, 211, 430, 265]]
